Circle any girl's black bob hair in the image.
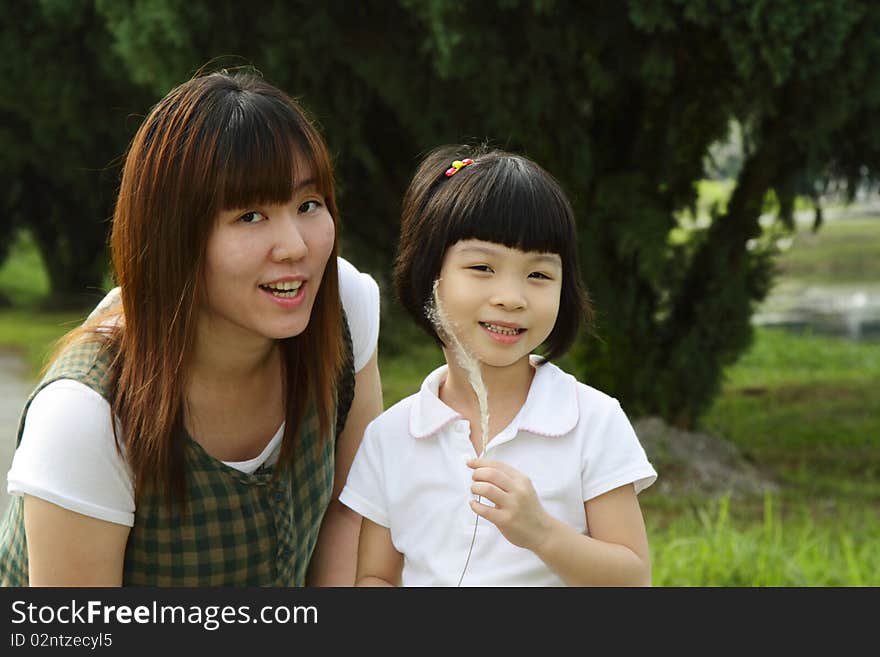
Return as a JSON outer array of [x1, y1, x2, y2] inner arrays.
[[394, 144, 592, 361]]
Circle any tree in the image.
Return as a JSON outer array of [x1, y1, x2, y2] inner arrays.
[[13, 0, 880, 426], [0, 0, 153, 308]]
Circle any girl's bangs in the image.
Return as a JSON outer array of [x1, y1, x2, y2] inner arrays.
[[451, 168, 572, 256]]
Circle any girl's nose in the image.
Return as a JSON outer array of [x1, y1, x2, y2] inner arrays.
[[271, 212, 308, 262], [489, 281, 527, 310]]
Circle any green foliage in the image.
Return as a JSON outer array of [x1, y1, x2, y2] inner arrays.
[[0, 231, 49, 308], [4, 0, 880, 426], [0, 0, 154, 308]]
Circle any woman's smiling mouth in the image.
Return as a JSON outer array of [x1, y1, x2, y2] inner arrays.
[[259, 280, 303, 298]]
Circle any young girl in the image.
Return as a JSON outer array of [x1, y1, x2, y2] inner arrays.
[[339, 145, 657, 586]]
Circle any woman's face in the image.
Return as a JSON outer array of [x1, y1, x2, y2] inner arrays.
[[202, 166, 335, 344]]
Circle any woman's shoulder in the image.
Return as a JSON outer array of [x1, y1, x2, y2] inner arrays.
[[9, 379, 135, 526], [22, 379, 112, 432], [337, 256, 379, 310], [337, 256, 380, 372], [337, 255, 375, 283], [41, 330, 116, 396]]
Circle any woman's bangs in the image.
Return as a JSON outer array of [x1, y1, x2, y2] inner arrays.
[[216, 100, 329, 212], [301, 123, 336, 204]]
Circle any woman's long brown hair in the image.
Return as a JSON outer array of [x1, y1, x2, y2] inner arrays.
[[52, 70, 344, 508]]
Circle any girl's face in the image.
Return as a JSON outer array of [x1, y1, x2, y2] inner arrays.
[[202, 166, 335, 345], [436, 239, 562, 370]]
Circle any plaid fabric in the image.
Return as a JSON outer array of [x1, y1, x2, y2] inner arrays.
[[0, 315, 353, 587]]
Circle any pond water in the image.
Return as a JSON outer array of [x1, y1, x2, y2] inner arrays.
[[753, 280, 880, 341]]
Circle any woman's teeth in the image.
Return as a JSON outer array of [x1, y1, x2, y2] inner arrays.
[[261, 281, 303, 297], [481, 322, 522, 336]]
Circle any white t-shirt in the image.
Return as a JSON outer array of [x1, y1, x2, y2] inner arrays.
[[6, 256, 380, 527], [339, 358, 657, 587]]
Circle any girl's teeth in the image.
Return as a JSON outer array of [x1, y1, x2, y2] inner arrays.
[[483, 323, 520, 336]]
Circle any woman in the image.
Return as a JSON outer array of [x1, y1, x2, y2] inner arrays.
[[0, 70, 383, 586]]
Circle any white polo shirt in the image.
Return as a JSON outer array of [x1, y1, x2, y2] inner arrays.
[[340, 358, 657, 587]]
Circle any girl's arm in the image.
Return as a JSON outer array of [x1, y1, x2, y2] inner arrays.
[[469, 459, 651, 586], [539, 486, 651, 586], [24, 496, 130, 586], [355, 518, 403, 586], [307, 347, 384, 586]]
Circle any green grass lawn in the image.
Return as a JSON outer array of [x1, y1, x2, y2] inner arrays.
[[775, 217, 880, 283], [700, 328, 880, 498], [0, 310, 85, 378], [649, 494, 880, 586], [645, 325, 880, 585]]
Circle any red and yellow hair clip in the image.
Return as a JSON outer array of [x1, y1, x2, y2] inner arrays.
[[445, 158, 474, 177]]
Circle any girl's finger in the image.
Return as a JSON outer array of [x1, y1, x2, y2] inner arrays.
[[469, 499, 503, 526], [467, 458, 519, 477], [471, 481, 509, 506], [471, 466, 515, 493], [468, 459, 528, 490]]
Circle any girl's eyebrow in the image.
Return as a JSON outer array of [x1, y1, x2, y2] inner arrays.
[[457, 246, 495, 256], [457, 245, 561, 265], [531, 253, 562, 266]]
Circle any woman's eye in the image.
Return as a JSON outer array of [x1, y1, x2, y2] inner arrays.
[[238, 210, 267, 224], [299, 199, 323, 214], [469, 265, 493, 273], [529, 271, 552, 280]]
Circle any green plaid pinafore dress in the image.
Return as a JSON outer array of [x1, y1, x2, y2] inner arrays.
[[0, 319, 354, 586]]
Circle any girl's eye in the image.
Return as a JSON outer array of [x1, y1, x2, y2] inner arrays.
[[299, 199, 323, 214], [238, 210, 267, 224], [529, 271, 552, 280], [469, 265, 493, 273]]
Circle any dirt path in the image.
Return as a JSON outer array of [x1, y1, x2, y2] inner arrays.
[[0, 350, 31, 517]]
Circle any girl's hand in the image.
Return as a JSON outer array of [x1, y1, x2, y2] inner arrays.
[[467, 458, 553, 552]]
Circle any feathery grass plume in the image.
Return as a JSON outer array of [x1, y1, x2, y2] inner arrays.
[[426, 279, 490, 453]]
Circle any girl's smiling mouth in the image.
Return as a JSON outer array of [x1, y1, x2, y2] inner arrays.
[[479, 321, 526, 343]]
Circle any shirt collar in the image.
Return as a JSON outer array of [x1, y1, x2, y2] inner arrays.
[[409, 364, 463, 439], [409, 358, 579, 440]]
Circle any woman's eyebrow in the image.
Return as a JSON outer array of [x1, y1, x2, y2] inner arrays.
[[293, 177, 317, 193]]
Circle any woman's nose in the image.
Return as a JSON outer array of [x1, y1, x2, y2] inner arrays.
[[270, 212, 308, 262]]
